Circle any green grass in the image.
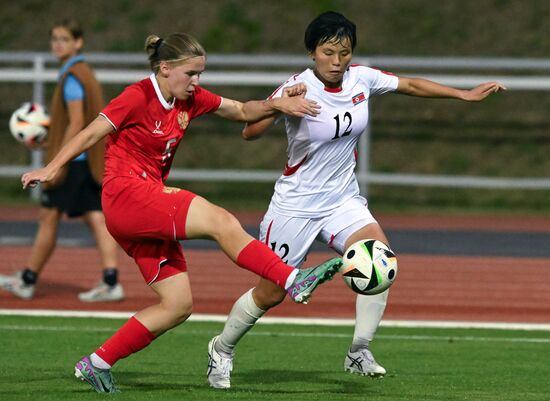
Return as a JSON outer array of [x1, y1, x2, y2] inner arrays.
[[1, 315, 549, 400]]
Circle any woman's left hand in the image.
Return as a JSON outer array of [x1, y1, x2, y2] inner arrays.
[[461, 82, 507, 101]]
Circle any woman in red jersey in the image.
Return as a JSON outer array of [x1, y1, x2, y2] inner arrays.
[[21, 32, 342, 393]]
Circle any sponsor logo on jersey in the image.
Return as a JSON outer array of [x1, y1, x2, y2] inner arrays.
[[152, 121, 164, 135], [178, 111, 189, 130], [352, 92, 366, 106]]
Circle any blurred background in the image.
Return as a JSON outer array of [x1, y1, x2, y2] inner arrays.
[[1, 0, 549, 213]]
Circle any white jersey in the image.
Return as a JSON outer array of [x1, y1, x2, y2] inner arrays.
[[268, 65, 399, 217]]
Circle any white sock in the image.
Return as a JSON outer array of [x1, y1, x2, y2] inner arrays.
[[284, 269, 298, 290], [216, 288, 266, 356], [350, 289, 389, 352], [90, 352, 111, 370]]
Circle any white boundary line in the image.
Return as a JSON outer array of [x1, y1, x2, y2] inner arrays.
[[1, 309, 550, 331]]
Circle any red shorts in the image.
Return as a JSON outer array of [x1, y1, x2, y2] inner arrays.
[[102, 176, 197, 285]]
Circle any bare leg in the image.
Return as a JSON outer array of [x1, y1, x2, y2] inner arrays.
[[26, 207, 63, 274], [343, 222, 390, 376], [344, 222, 390, 348], [82, 210, 118, 269], [185, 196, 255, 260], [134, 272, 193, 336], [216, 278, 286, 356], [184, 196, 302, 288], [86, 272, 193, 387]]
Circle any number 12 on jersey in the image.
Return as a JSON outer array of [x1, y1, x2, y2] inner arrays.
[[332, 112, 353, 140]]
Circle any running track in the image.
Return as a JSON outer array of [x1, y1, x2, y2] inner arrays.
[[1, 207, 549, 324]]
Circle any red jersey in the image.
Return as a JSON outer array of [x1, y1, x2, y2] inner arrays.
[[100, 74, 222, 184]]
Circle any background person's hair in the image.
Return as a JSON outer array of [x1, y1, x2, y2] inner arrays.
[[145, 33, 206, 73], [304, 11, 357, 53], [50, 17, 84, 40]]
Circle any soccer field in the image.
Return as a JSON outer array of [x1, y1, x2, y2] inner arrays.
[[1, 315, 549, 401]]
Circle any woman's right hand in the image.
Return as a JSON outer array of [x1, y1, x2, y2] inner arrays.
[[21, 167, 57, 189], [282, 83, 307, 98], [273, 94, 320, 118]]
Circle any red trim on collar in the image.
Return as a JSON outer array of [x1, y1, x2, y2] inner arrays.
[[324, 86, 342, 93]]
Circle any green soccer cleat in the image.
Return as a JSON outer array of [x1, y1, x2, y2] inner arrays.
[[74, 356, 118, 393], [287, 257, 342, 304]]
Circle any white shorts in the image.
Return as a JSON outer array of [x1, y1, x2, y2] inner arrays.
[[259, 195, 377, 267]]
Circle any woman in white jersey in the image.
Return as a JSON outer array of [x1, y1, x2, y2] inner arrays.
[[207, 11, 505, 388]]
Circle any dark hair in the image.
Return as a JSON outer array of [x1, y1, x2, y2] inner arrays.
[[50, 17, 84, 40], [144, 33, 206, 73], [304, 11, 356, 53]]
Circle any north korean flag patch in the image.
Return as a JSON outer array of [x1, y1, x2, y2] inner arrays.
[[352, 92, 366, 106]]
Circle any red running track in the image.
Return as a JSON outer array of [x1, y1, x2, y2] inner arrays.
[[1, 245, 549, 323], [2, 207, 550, 323]]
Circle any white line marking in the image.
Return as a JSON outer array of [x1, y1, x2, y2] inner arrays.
[[0, 324, 548, 344], [1, 308, 550, 331]]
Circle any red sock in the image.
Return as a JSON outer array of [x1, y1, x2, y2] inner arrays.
[[95, 316, 156, 366], [236, 239, 294, 288]]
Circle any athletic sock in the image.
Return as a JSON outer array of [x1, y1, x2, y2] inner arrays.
[[94, 316, 156, 367], [217, 288, 266, 355], [350, 341, 370, 353], [236, 240, 295, 288], [21, 268, 38, 285], [102, 268, 118, 287], [90, 353, 111, 370], [351, 290, 389, 350]]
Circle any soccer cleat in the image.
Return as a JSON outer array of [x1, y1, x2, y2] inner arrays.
[[74, 355, 118, 393], [207, 336, 233, 389], [344, 348, 387, 377], [78, 282, 124, 302], [0, 271, 35, 300], [287, 257, 342, 304]]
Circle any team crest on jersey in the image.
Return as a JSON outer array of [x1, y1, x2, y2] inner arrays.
[[177, 111, 189, 130], [352, 92, 366, 106]]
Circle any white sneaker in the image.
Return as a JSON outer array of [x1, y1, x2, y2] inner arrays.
[[0, 271, 35, 300], [344, 348, 387, 377], [207, 336, 233, 389], [78, 282, 124, 302]]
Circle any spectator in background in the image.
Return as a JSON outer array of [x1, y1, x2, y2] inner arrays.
[[0, 18, 124, 302]]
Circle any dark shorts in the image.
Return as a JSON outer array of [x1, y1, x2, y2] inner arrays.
[[40, 161, 102, 218]]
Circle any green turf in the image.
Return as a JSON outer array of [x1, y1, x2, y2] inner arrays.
[[1, 316, 549, 400]]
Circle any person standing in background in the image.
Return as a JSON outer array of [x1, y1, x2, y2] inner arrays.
[[0, 18, 124, 302]]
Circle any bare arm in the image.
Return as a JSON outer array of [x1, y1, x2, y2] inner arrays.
[[242, 83, 310, 140], [242, 117, 276, 140], [22, 115, 112, 189], [397, 77, 506, 101], [61, 99, 86, 146], [213, 87, 319, 123]]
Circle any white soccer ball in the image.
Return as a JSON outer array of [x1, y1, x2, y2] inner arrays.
[[9, 102, 50, 145], [341, 239, 398, 295]]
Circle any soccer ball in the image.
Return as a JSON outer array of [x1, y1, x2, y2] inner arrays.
[[9, 102, 50, 145], [340, 239, 398, 295]]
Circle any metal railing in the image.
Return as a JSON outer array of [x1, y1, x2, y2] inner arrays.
[[1, 51, 550, 198]]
